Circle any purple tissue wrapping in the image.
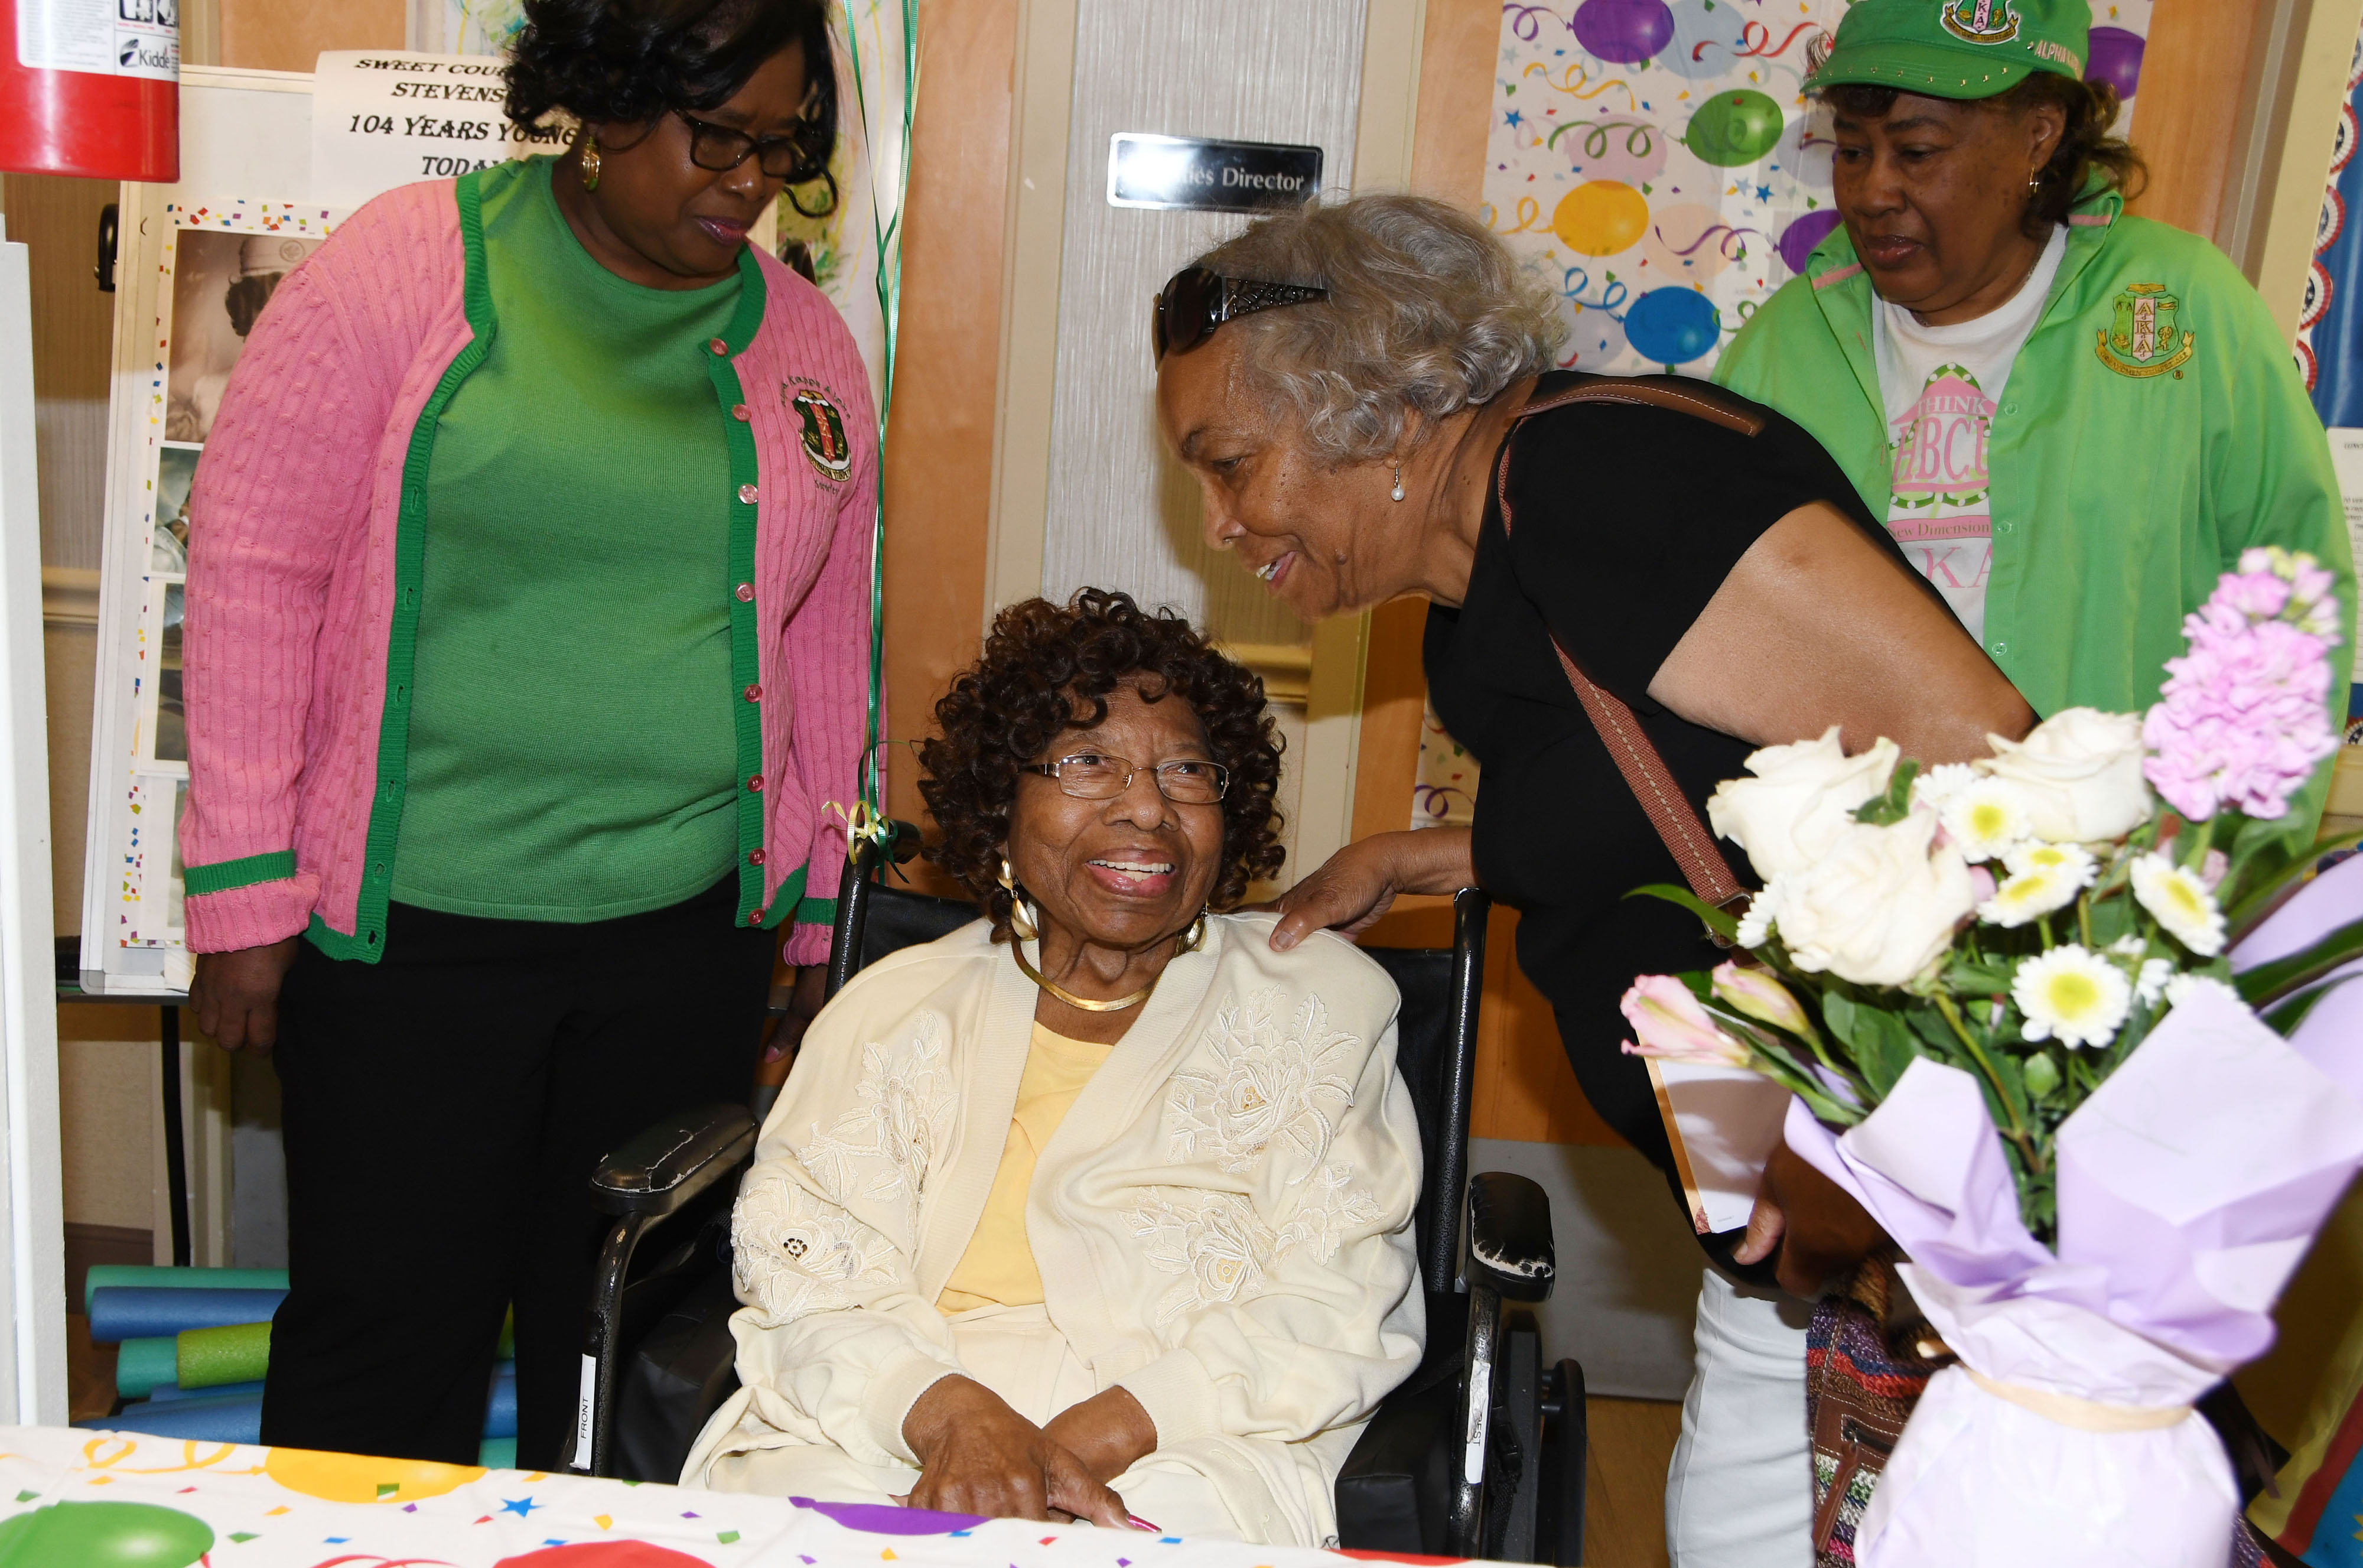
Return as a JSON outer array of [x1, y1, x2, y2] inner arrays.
[[1778, 863, 2363, 1568]]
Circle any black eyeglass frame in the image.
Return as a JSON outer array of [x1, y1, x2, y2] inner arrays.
[[1020, 753, 1232, 804], [1151, 266, 1328, 365], [675, 103, 837, 217]]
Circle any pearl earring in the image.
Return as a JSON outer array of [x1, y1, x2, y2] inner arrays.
[[1391, 463, 1405, 503]]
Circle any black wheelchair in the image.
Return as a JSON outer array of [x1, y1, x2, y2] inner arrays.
[[565, 834, 1589, 1563]]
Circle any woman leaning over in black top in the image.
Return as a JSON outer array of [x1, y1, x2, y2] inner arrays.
[[1151, 194, 2035, 1564]]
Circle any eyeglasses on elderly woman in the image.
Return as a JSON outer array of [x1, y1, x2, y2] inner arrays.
[[1021, 751, 1231, 803]]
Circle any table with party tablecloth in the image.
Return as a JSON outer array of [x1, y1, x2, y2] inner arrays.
[[0, 1424, 1473, 1568]]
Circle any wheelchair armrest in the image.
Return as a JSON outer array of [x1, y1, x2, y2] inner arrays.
[[1335, 1373, 1457, 1555], [1464, 1171, 1554, 1304], [590, 1104, 758, 1219]]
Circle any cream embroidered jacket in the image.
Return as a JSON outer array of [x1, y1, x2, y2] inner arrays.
[[695, 912, 1425, 1480]]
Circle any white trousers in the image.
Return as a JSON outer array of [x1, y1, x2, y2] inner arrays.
[[1664, 1270, 1814, 1567]]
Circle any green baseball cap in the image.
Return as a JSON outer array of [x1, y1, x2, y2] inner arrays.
[[1813, 0, 2090, 102]]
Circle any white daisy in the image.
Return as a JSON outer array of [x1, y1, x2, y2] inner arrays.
[[2163, 972, 2242, 1010], [2134, 958, 2175, 1007], [2013, 945, 2133, 1050], [1939, 777, 2035, 863], [2004, 841, 2098, 886], [1733, 880, 1780, 949], [1912, 762, 1978, 811], [2129, 852, 2228, 957], [1977, 866, 2079, 928]]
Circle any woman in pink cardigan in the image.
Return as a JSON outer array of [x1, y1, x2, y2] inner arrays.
[[180, 0, 873, 1469]]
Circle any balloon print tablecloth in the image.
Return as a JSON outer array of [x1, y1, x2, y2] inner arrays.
[[1482, 0, 2154, 375], [0, 1426, 1472, 1568]]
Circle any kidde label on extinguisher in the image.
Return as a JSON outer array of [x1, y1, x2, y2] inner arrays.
[[16, 0, 178, 81]]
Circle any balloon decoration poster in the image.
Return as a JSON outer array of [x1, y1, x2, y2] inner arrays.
[[1417, 1, 2154, 823], [1479, 0, 2153, 376]]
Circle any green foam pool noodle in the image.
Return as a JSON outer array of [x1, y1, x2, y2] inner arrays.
[[82, 1267, 288, 1317], [177, 1322, 269, 1390], [114, 1336, 176, 1400], [478, 1436, 516, 1470]]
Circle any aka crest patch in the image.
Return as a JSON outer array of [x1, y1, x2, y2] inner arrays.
[[789, 388, 853, 480]]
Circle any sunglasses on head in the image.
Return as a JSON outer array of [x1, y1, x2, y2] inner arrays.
[[1151, 266, 1328, 365]]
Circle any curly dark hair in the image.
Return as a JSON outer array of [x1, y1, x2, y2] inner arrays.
[[1813, 58, 2146, 240], [920, 590, 1286, 938], [504, 0, 838, 216]]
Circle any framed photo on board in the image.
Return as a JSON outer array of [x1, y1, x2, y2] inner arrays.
[[79, 64, 337, 994], [97, 200, 336, 967]]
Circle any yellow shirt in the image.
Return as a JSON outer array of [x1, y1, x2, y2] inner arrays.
[[937, 1023, 1112, 1315]]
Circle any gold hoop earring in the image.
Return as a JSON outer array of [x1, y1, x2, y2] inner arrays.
[[1391, 463, 1405, 503], [1182, 910, 1208, 952], [581, 132, 602, 192], [2026, 171, 2040, 194], [997, 857, 1038, 941]]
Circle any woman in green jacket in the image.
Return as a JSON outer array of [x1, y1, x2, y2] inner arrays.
[[1716, 0, 2353, 838]]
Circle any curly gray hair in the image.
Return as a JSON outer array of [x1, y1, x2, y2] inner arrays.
[[1187, 193, 1566, 465]]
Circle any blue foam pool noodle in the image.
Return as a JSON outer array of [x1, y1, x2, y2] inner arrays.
[[86, 1391, 263, 1445], [88, 1286, 284, 1343]]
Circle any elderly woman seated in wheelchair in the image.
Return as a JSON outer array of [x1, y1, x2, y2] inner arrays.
[[683, 589, 1423, 1544]]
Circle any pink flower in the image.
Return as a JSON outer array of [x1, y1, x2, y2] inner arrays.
[[1710, 962, 1815, 1038], [1619, 975, 1750, 1068], [2213, 568, 2292, 623], [2142, 595, 2339, 822]]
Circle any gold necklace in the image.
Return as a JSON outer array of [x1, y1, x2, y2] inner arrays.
[[1008, 912, 1209, 1014]]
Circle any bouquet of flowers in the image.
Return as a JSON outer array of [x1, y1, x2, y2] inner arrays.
[[1622, 549, 2363, 1567]]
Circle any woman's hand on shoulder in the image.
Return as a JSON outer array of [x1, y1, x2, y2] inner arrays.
[[902, 1375, 1134, 1527], [1270, 829, 1476, 952]]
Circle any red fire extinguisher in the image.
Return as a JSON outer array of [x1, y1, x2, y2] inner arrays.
[[0, 0, 177, 182]]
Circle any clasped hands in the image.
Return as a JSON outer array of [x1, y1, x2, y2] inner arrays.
[[899, 1375, 1158, 1528]]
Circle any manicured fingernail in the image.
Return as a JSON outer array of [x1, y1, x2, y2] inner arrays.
[[1128, 1516, 1160, 1533]]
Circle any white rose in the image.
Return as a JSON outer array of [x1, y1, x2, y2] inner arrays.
[[1776, 809, 1976, 987], [1974, 707, 2152, 843], [1705, 726, 1900, 879]]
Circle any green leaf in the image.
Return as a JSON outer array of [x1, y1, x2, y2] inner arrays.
[[1829, 1000, 1923, 1098], [2234, 914, 2363, 1010], [2022, 1050, 2061, 1101], [2262, 972, 2362, 1037], [1990, 1043, 2029, 1092], [1905, 1006, 1961, 1061], [1945, 957, 2014, 996], [2085, 890, 2136, 949], [1851, 760, 1922, 827], [1626, 883, 1740, 942], [2225, 829, 2363, 935]]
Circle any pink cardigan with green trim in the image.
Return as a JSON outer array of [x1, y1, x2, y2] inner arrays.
[[180, 177, 877, 964]]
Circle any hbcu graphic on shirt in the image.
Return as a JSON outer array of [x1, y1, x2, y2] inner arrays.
[[1887, 360, 1994, 636]]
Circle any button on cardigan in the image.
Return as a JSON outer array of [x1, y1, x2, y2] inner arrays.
[[179, 175, 878, 964]]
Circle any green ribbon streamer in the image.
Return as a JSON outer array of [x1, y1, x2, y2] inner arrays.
[[839, 0, 920, 831]]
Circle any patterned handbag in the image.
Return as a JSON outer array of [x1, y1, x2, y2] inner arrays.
[[1804, 1250, 1951, 1567]]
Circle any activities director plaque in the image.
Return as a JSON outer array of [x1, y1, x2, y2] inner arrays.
[[1106, 134, 1323, 215]]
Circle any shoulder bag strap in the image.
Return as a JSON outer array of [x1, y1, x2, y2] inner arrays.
[[1493, 382, 1752, 913]]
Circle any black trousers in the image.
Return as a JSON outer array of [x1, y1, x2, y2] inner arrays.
[[261, 876, 775, 1468]]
